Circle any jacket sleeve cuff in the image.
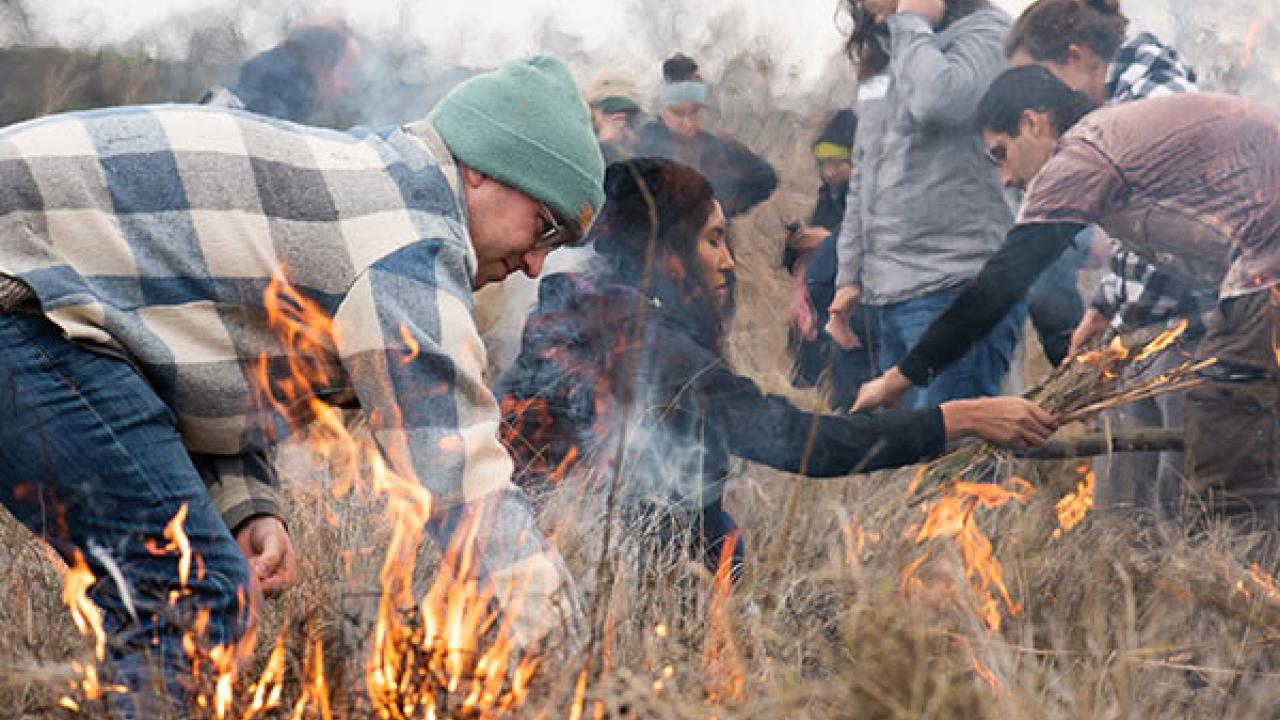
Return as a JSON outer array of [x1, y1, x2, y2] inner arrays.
[[191, 451, 286, 534], [913, 405, 948, 458], [897, 353, 933, 388], [887, 11, 934, 36]]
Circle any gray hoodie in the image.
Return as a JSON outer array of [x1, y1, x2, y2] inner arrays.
[[836, 7, 1013, 305]]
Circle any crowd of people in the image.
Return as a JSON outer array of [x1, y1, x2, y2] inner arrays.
[[0, 0, 1275, 712]]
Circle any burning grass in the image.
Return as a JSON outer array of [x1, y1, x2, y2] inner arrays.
[[8, 316, 1280, 718]]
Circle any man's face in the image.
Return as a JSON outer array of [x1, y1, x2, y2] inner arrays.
[[591, 108, 635, 145], [819, 158, 853, 186], [461, 168, 570, 289], [983, 112, 1058, 191], [660, 102, 703, 140]]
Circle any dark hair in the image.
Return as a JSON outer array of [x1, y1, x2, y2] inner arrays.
[[842, 0, 990, 80], [977, 65, 1096, 136], [1005, 0, 1128, 63], [233, 19, 356, 122], [588, 158, 726, 348], [284, 20, 357, 79], [662, 53, 702, 83]]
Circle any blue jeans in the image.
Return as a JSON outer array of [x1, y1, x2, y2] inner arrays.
[[875, 289, 1027, 409], [0, 313, 252, 715], [1027, 229, 1088, 366]]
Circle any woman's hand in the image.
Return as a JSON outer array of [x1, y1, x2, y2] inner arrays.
[[940, 397, 1058, 450], [863, 0, 899, 22]]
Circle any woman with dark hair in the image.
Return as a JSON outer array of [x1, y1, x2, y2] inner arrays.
[[829, 0, 1026, 410], [499, 158, 1056, 572], [1005, 0, 1206, 519]]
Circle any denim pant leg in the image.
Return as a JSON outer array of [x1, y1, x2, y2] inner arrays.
[[879, 290, 1027, 409], [875, 303, 924, 408], [0, 314, 252, 713], [1027, 239, 1087, 367]]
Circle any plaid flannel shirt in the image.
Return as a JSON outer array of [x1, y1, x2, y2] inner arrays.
[[1092, 32, 1217, 332], [0, 105, 578, 644]]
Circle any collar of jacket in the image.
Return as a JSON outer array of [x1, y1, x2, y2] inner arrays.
[[401, 120, 477, 282]]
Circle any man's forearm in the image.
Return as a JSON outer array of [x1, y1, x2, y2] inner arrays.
[[897, 222, 1083, 386]]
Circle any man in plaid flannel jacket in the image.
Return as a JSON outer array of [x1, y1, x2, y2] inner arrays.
[[0, 55, 603, 708]]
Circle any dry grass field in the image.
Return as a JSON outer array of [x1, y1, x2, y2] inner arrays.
[[4, 53, 1280, 720]]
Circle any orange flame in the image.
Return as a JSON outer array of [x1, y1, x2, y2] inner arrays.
[[254, 269, 538, 719], [1132, 319, 1189, 365], [907, 478, 1035, 631], [1053, 465, 1095, 540], [398, 323, 421, 366], [58, 551, 128, 707], [702, 532, 745, 706]]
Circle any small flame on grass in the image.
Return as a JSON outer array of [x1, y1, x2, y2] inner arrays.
[[1053, 465, 1095, 540], [59, 551, 128, 708], [702, 532, 744, 706], [906, 479, 1035, 632], [258, 270, 539, 719]]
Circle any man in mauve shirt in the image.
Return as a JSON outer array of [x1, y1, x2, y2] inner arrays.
[[856, 65, 1280, 528]]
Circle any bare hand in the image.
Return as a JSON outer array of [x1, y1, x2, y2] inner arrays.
[[828, 284, 862, 320], [940, 397, 1058, 450], [864, 0, 899, 22], [897, 0, 946, 24], [1067, 307, 1112, 360], [786, 226, 831, 254], [235, 515, 297, 598], [826, 317, 863, 350], [852, 367, 912, 411]]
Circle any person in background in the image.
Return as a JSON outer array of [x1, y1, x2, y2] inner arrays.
[[1005, 0, 1206, 520], [786, 109, 877, 411], [500, 158, 1057, 577], [635, 54, 778, 218], [584, 68, 645, 163], [828, 0, 1025, 410], [855, 66, 1280, 531], [0, 56, 601, 713], [201, 18, 360, 125]]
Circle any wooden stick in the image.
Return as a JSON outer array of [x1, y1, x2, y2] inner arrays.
[[1016, 428, 1184, 460]]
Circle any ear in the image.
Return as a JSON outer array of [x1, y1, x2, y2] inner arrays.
[[1064, 43, 1089, 67], [1020, 109, 1053, 140], [665, 255, 686, 284], [459, 164, 487, 190]]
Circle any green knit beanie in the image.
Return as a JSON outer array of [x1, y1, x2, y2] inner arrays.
[[428, 56, 605, 236]]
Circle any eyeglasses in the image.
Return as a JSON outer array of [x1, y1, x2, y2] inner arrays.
[[534, 204, 573, 250], [986, 144, 1008, 167]]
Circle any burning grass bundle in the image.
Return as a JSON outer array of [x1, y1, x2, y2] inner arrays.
[[900, 319, 1215, 632]]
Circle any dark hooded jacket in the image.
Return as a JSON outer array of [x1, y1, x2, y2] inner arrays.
[[499, 265, 946, 564]]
